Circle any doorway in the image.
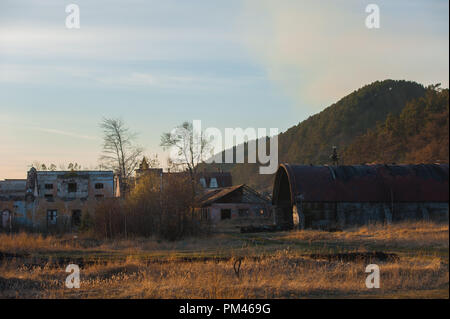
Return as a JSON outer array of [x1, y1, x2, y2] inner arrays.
[[72, 210, 82, 228]]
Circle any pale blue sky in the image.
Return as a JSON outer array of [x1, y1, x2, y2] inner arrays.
[[0, 0, 448, 178]]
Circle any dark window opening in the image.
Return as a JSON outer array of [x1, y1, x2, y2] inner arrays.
[[44, 194, 54, 201], [68, 183, 77, 193], [220, 209, 231, 220], [1, 210, 11, 228], [47, 210, 57, 225], [71, 210, 81, 227], [95, 183, 104, 189], [95, 194, 104, 200], [44, 184, 53, 190]]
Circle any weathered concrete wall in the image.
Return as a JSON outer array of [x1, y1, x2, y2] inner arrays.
[[276, 201, 449, 230], [36, 171, 114, 199], [0, 197, 99, 232], [0, 179, 26, 199], [205, 203, 272, 224], [1, 170, 115, 232], [301, 201, 449, 229]]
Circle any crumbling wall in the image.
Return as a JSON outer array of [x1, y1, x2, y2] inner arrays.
[[207, 203, 272, 224], [1, 171, 114, 232], [31, 198, 97, 232], [36, 172, 114, 199], [296, 201, 449, 230]]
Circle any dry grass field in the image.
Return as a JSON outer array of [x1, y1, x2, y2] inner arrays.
[[0, 221, 448, 299]]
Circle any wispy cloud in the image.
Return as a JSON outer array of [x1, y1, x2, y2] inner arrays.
[[0, 24, 241, 61], [30, 127, 98, 140], [0, 64, 263, 91], [95, 72, 263, 90]]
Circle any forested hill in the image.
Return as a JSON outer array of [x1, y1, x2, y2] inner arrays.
[[342, 85, 448, 165], [206, 80, 441, 193]]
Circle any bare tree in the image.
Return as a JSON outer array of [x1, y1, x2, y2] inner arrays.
[[143, 154, 161, 169], [99, 117, 143, 185], [30, 162, 59, 171], [160, 121, 210, 197]]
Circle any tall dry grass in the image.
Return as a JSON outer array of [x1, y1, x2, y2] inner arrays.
[[0, 250, 447, 298], [0, 232, 76, 253], [0, 221, 448, 298], [0, 231, 241, 256], [282, 221, 449, 249]]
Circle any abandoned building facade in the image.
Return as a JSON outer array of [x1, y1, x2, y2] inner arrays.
[[194, 184, 272, 225], [3, 160, 447, 233], [0, 157, 266, 232], [272, 163, 449, 230], [0, 168, 115, 231]]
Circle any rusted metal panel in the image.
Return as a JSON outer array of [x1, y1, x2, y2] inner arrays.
[[273, 163, 449, 204]]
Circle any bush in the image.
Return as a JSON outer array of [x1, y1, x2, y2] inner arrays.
[[92, 173, 204, 240]]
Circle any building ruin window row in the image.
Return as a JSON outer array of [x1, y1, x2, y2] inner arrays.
[[41, 182, 107, 197]]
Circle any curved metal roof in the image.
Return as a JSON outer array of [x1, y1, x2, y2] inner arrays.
[[272, 164, 449, 204]]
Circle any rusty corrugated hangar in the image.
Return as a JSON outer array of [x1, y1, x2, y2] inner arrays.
[[272, 164, 449, 229]]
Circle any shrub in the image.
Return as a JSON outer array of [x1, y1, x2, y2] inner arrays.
[[92, 173, 204, 240]]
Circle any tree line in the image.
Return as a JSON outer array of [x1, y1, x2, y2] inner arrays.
[[342, 84, 449, 164]]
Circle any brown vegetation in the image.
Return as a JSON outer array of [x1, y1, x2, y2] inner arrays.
[[87, 173, 204, 241], [0, 221, 448, 298]]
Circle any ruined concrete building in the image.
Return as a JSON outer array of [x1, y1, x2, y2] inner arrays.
[[272, 164, 449, 230], [0, 168, 115, 232]]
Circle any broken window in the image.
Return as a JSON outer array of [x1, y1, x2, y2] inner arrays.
[[47, 210, 57, 225], [44, 194, 54, 201], [209, 178, 218, 188], [199, 178, 207, 188], [95, 183, 104, 189], [220, 209, 231, 220], [68, 183, 77, 193], [45, 184, 53, 190]]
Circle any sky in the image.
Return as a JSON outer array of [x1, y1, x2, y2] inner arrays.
[[0, 0, 448, 179]]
